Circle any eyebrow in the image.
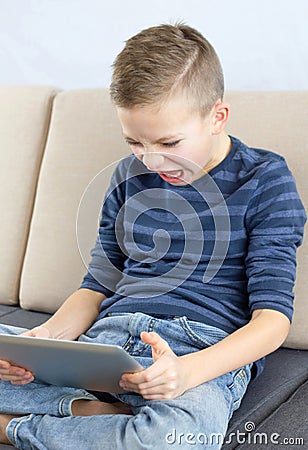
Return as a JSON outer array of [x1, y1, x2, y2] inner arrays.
[[123, 134, 183, 143]]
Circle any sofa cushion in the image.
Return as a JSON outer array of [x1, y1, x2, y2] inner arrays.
[[226, 91, 308, 349], [227, 380, 308, 450], [236, 380, 308, 449], [0, 304, 51, 329], [0, 86, 58, 306]]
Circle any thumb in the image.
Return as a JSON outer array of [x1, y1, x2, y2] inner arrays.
[[140, 331, 173, 360]]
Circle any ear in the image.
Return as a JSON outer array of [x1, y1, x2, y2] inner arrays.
[[211, 101, 230, 135]]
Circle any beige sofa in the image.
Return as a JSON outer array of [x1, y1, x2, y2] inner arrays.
[[0, 87, 307, 449]]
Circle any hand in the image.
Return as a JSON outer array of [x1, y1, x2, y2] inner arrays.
[[119, 331, 191, 400], [21, 325, 51, 339], [0, 325, 51, 385]]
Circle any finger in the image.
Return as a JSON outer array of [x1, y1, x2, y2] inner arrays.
[[120, 370, 147, 388], [0, 367, 33, 380], [1, 374, 26, 382], [138, 374, 184, 400], [122, 379, 179, 400], [1, 363, 32, 376], [121, 376, 167, 393], [0, 360, 11, 370], [10, 365, 27, 374], [140, 383, 173, 398], [0, 368, 22, 377], [139, 392, 177, 400], [124, 353, 175, 386], [140, 331, 171, 354], [11, 376, 34, 385], [121, 366, 174, 394], [7, 366, 28, 377], [121, 367, 159, 386], [1, 367, 33, 381]]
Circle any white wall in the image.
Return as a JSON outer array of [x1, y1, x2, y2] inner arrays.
[[0, 0, 307, 90]]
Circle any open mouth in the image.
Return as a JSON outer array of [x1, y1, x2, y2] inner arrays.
[[158, 170, 184, 183]]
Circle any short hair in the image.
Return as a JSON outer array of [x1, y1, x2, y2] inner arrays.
[[110, 23, 224, 115]]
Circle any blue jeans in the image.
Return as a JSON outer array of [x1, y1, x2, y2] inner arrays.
[[0, 313, 251, 449]]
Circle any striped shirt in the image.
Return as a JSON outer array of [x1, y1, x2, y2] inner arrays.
[[80, 136, 306, 378]]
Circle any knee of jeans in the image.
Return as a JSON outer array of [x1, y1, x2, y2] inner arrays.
[[129, 390, 229, 448], [126, 404, 200, 448]]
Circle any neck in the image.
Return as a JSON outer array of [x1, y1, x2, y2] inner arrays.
[[204, 132, 231, 173]]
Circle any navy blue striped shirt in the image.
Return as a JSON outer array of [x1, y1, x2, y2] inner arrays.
[[80, 136, 306, 378]]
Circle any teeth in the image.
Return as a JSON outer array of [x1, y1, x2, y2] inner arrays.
[[166, 170, 182, 178]]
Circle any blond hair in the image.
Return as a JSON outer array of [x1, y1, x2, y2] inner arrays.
[[110, 23, 224, 115]]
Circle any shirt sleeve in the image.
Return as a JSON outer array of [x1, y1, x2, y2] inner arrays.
[[79, 158, 129, 297], [245, 157, 306, 322]]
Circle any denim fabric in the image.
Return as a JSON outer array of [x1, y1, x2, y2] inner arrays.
[[0, 313, 251, 450]]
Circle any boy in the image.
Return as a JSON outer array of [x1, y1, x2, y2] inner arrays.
[[0, 23, 306, 449]]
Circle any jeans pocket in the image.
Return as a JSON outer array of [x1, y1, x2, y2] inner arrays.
[[227, 365, 252, 415], [178, 317, 229, 349]]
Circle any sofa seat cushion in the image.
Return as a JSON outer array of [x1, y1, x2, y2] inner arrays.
[[238, 381, 308, 450], [232, 380, 308, 450], [0, 305, 51, 330]]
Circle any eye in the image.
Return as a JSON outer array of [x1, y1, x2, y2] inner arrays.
[[125, 140, 142, 147], [162, 140, 181, 148]]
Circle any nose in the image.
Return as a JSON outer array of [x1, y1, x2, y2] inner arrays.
[[142, 152, 165, 171]]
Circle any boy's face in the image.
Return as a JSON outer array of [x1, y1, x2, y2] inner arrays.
[[116, 95, 229, 186]]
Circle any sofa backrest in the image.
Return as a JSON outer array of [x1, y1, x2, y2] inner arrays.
[[0, 88, 307, 349], [0, 86, 59, 304], [20, 89, 128, 312]]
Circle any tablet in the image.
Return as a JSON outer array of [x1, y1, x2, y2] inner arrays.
[[0, 334, 143, 393]]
